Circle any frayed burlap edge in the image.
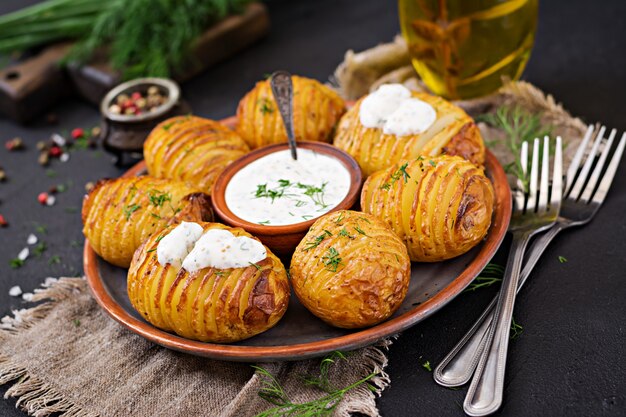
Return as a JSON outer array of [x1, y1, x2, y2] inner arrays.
[[0, 277, 391, 417], [0, 278, 98, 417]]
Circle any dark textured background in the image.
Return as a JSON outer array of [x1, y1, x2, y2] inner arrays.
[[0, 1, 625, 416]]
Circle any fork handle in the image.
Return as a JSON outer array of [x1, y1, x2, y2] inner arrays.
[[463, 230, 531, 416], [434, 223, 566, 387]]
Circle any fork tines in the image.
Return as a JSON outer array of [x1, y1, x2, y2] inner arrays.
[[566, 125, 626, 204], [516, 137, 563, 215]]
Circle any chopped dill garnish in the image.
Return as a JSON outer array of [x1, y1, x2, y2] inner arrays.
[[258, 220, 271, 225], [391, 163, 411, 184], [334, 212, 345, 224], [123, 203, 141, 220], [258, 98, 274, 115], [322, 247, 342, 272], [338, 228, 354, 239], [428, 160, 436, 167], [558, 256, 568, 263], [303, 230, 332, 251], [148, 189, 172, 207], [422, 361, 432, 372], [354, 226, 368, 236], [155, 234, 166, 243], [379, 182, 391, 191]]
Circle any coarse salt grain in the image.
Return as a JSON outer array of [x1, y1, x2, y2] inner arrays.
[[17, 247, 29, 261], [27, 233, 38, 245], [22, 293, 34, 301], [46, 195, 56, 206], [8, 286, 22, 297], [60, 153, 70, 163]]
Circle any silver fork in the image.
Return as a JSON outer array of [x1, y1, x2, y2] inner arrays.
[[463, 137, 563, 416], [434, 126, 626, 391]]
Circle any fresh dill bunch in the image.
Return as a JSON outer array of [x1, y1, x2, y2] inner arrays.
[[477, 105, 553, 190], [253, 351, 378, 417], [67, 0, 252, 79]]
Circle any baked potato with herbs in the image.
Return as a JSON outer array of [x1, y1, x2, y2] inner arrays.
[[290, 210, 410, 329], [128, 222, 290, 343], [236, 75, 346, 149], [144, 115, 250, 193], [333, 91, 485, 176], [82, 176, 213, 268], [361, 155, 494, 262]]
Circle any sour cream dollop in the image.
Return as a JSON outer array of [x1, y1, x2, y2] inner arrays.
[[157, 221, 203, 268], [156, 222, 266, 272], [359, 83, 436, 137], [182, 229, 266, 272], [225, 149, 351, 226]]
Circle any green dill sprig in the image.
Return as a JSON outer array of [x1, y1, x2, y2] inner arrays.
[[477, 105, 553, 191], [338, 228, 354, 239], [510, 317, 523, 340], [354, 226, 368, 236], [301, 351, 349, 393], [463, 263, 504, 293], [303, 230, 332, 251], [147, 189, 172, 207], [380, 162, 411, 190], [253, 352, 378, 417], [322, 247, 342, 272]]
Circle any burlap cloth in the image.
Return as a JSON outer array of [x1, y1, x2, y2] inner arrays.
[[0, 38, 589, 417]]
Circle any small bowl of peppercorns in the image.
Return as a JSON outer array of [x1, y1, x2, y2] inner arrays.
[[100, 77, 191, 166]]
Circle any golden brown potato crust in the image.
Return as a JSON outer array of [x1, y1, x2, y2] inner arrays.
[[290, 210, 410, 329], [144, 115, 250, 193], [127, 222, 290, 343], [235, 75, 346, 149], [333, 91, 485, 176], [361, 155, 494, 262], [82, 176, 213, 268]]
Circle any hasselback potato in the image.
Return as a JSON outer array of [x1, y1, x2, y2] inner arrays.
[[236, 75, 346, 149], [361, 155, 494, 262], [290, 210, 410, 329], [333, 88, 485, 176], [144, 115, 250, 192], [82, 176, 213, 268], [128, 222, 290, 343]]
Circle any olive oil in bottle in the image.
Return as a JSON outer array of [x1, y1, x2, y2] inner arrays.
[[399, 0, 538, 99]]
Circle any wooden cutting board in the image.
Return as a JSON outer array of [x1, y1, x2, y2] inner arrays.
[[0, 3, 269, 124]]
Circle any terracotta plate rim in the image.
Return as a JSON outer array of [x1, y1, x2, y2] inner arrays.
[[84, 115, 512, 362]]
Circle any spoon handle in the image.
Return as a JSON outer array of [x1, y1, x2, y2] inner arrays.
[[270, 71, 298, 160]]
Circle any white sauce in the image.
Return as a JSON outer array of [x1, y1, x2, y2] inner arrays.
[[157, 222, 267, 272], [359, 83, 436, 137], [225, 149, 351, 226], [157, 221, 204, 269], [182, 229, 266, 272]]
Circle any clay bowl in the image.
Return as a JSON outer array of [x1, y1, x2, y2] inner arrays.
[[211, 141, 362, 255]]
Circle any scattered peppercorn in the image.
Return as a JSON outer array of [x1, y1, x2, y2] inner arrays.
[[109, 86, 166, 116], [91, 126, 101, 138], [71, 128, 84, 139], [5, 137, 23, 151], [85, 181, 95, 192], [0, 168, 6, 182], [38, 152, 50, 166], [36, 141, 48, 151], [48, 146, 62, 158], [38, 192, 48, 204]]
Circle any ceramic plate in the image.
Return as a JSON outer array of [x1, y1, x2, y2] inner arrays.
[[84, 116, 511, 361]]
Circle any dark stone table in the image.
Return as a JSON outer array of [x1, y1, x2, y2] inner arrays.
[[0, 1, 624, 416]]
